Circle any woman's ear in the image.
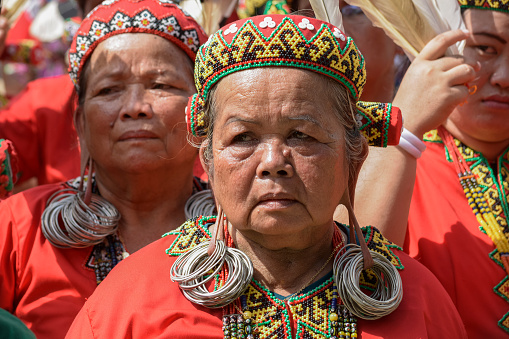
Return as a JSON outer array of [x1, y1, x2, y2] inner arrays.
[[73, 107, 90, 174], [199, 139, 213, 186], [74, 106, 85, 141], [348, 141, 369, 207]]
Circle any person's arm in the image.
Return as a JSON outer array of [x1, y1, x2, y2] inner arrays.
[[0, 82, 39, 186], [336, 29, 478, 245]]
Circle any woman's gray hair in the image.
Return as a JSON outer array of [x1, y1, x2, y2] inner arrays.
[[201, 73, 368, 184]]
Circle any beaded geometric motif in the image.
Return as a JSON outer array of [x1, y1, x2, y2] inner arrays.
[[243, 278, 343, 338], [427, 129, 509, 333], [355, 102, 400, 148], [85, 234, 126, 285], [187, 15, 367, 137], [458, 0, 509, 12], [164, 215, 213, 255], [423, 129, 442, 143]]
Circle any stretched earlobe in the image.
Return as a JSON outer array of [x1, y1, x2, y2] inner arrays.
[[199, 139, 213, 184]]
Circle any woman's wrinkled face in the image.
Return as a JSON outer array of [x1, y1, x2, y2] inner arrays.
[[79, 33, 197, 174], [448, 9, 509, 143], [204, 68, 349, 247]]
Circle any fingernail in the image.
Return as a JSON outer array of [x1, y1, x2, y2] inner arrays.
[[461, 29, 470, 34]]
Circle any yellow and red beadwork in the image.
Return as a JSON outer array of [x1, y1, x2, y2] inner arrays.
[[458, 0, 509, 12], [185, 15, 402, 147]]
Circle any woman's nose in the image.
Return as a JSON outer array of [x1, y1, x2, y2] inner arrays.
[[490, 55, 509, 89], [120, 86, 154, 120], [256, 140, 294, 178]]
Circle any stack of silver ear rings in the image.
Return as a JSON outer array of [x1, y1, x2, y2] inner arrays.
[[170, 206, 253, 308], [334, 198, 403, 320], [171, 201, 402, 318], [41, 158, 121, 248]]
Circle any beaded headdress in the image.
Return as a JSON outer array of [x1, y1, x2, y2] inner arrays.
[[68, 0, 208, 89], [186, 15, 402, 147], [458, 0, 509, 12]]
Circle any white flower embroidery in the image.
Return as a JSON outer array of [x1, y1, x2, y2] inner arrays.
[[298, 18, 314, 31], [355, 113, 364, 127], [259, 16, 275, 29], [224, 23, 238, 36], [333, 27, 346, 41]]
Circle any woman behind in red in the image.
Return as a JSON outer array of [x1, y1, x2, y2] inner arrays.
[[0, 1, 210, 338]]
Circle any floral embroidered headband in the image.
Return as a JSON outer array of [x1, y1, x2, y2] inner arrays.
[[186, 15, 402, 148], [68, 0, 208, 89], [458, 0, 509, 12]]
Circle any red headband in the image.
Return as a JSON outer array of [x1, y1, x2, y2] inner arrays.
[[68, 0, 208, 89]]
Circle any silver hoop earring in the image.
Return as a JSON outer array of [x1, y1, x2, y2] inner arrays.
[[184, 189, 216, 219], [333, 189, 403, 319], [41, 158, 120, 248], [333, 244, 403, 320], [170, 206, 253, 308]]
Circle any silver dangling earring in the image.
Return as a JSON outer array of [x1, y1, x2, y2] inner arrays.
[[332, 190, 403, 320], [170, 205, 253, 308], [184, 189, 216, 220], [41, 157, 121, 248]]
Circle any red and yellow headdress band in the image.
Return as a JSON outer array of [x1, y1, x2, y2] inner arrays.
[[186, 15, 401, 147], [458, 0, 509, 12], [68, 0, 208, 90]]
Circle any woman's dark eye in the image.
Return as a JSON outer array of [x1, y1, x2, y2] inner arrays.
[[476, 45, 497, 55], [97, 87, 114, 96], [289, 131, 310, 140], [232, 133, 253, 143]]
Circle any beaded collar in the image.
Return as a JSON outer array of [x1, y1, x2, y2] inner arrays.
[[424, 129, 509, 333], [164, 216, 404, 338]]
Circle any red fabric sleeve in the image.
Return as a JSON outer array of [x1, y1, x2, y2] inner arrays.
[[0, 76, 80, 185]]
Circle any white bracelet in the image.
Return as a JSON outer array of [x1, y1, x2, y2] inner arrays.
[[402, 128, 426, 152], [398, 137, 422, 158], [398, 128, 426, 158]]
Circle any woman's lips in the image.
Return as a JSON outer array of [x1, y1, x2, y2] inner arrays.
[[118, 130, 158, 141], [482, 95, 509, 110], [256, 193, 297, 209]]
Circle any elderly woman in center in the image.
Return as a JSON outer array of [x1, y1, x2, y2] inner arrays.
[[67, 15, 466, 338], [0, 1, 210, 338]]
